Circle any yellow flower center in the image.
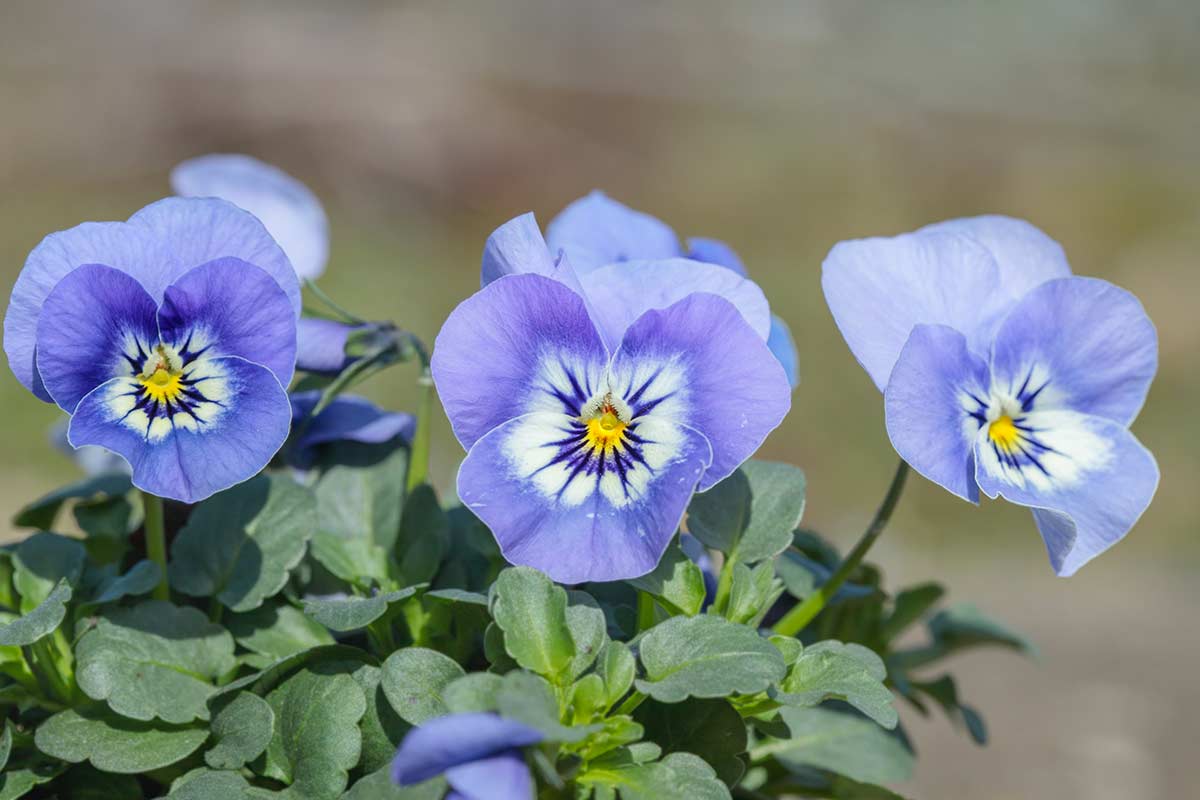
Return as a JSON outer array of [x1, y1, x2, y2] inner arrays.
[[138, 345, 185, 404], [988, 414, 1021, 454], [584, 406, 628, 455]]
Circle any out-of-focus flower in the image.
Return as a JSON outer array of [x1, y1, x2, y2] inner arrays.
[[50, 417, 129, 476], [823, 216, 1158, 575], [295, 317, 357, 374], [433, 273, 790, 583], [391, 712, 542, 800], [288, 391, 414, 469], [171, 154, 329, 281], [4, 197, 298, 503]]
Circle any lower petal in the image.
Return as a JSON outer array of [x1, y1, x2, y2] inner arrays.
[[445, 752, 532, 800], [884, 324, 990, 502], [457, 412, 712, 583], [973, 411, 1158, 575], [68, 356, 290, 504]]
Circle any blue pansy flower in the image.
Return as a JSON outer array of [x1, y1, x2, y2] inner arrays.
[[823, 215, 1159, 575], [523, 189, 796, 386], [433, 268, 790, 583], [391, 712, 543, 800], [3, 197, 299, 503], [288, 391, 415, 470]]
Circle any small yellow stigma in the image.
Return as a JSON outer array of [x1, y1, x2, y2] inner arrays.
[[988, 414, 1021, 453], [584, 403, 628, 455], [138, 345, 185, 404]]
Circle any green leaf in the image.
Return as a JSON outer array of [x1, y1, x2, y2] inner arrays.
[[768, 707, 914, 785], [0, 763, 65, 800], [775, 550, 817, 600], [13, 531, 85, 611], [927, 604, 1036, 656], [35, 707, 208, 773], [228, 603, 336, 663], [724, 561, 784, 627], [83, 560, 160, 607], [636, 698, 747, 786], [302, 586, 423, 632], [880, 583, 944, 642], [568, 673, 608, 724], [341, 768, 445, 800], [380, 647, 465, 725], [169, 475, 315, 612], [56, 764, 143, 800], [310, 532, 391, 590], [769, 635, 803, 665], [263, 668, 367, 799], [567, 602, 608, 680], [13, 474, 131, 530], [495, 670, 597, 742], [910, 674, 988, 745], [596, 641, 636, 711], [489, 567, 575, 682], [75, 601, 236, 723], [394, 485, 449, 586], [627, 547, 706, 616], [771, 641, 897, 729], [74, 494, 139, 565], [687, 461, 806, 562], [350, 663, 409, 774], [213, 644, 373, 704], [581, 751, 731, 800], [424, 588, 487, 606], [635, 615, 786, 703], [205, 692, 275, 770], [443, 672, 503, 714], [0, 579, 70, 646], [0, 720, 10, 772], [163, 769, 253, 799], [314, 441, 407, 550]]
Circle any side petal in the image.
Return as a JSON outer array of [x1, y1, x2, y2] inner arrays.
[[884, 324, 990, 503], [295, 317, 356, 374], [545, 191, 681, 274], [989, 277, 1157, 426], [611, 293, 791, 490], [686, 237, 747, 275], [431, 275, 608, 450], [767, 314, 800, 389], [390, 713, 542, 786], [171, 154, 330, 280], [445, 752, 532, 800], [821, 230, 1000, 391], [67, 356, 291, 504], [34, 264, 159, 412], [974, 411, 1158, 576], [158, 258, 298, 387], [579, 259, 772, 352], [456, 412, 712, 583], [128, 196, 301, 314]]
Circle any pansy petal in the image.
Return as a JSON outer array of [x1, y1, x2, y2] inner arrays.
[[884, 324, 990, 503], [767, 314, 800, 389], [580, 259, 771, 352], [171, 154, 329, 280], [481, 212, 586, 293], [457, 412, 712, 583], [67, 356, 290, 504], [545, 191, 680, 274], [34, 264, 158, 412], [289, 392, 414, 469], [295, 317, 355, 374], [431, 274, 608, 450], [445, 751, 532, 800], [128, 196, 300, 313], [822, 231, 1000, 391], [973, 410, 1158, 576], [989, 277, 1157, 426], [686, 237, 747, 275], [157, 258, 297, 386], [611, 293, 790, 490], [390, 713, 542, 786]]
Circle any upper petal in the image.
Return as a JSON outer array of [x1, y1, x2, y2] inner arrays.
[[579, 259, 772, 352], [431, 274, 608, 450], [34, 263, 159, 412], [480, 212, 585, 292], [295, 317, 356, 374], [686, 237, 747, 275], [821, 230, 1001, 391], [158, 258, 298, 387], [171, 154, 330, 280], [611, 293, 791, 490], [545, 191, 681, 274], [884, 324, 990, 503], [973, 410, 1158, 576], [445, 751, 533, 800], [390, 713, 542, 786], [988, 277, 1157, 426]]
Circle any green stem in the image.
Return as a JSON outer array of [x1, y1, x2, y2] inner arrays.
[[636, 592, 656, 632], [772, 460, 909, 637], [142, 492, 170, 602], [711, 546, 739, 614], [406, 368, 434, 493], [614, 690, 647, 717], [304, 279, 364, 324]]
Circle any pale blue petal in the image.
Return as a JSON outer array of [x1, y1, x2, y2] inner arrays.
[[545, 191, 680, 274], [289, 392, 414, 469], [390, 713, 542, 786], [295, 317, 356, 374], [767, 314, 800, 389], [686, 237, 747, 275], [445, 752, 532, 800]]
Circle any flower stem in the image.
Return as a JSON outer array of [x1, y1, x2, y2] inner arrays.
[[142, 492, 170, 602], [303, 278, 364, 324], [636, 591, 656, 632], [772, 460, 909, 637], [406, 367, 434, 493]]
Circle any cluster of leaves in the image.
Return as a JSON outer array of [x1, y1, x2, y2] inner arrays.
[[0, 435, 1031, 799]]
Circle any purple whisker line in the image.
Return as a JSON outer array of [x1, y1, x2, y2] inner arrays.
[[633, 393, 670, 416], [561, 362, 590, 404], [624, 368, 663, 408], [1020, 379, 1051, 411]]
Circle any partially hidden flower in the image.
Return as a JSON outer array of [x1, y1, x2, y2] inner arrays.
[[523, 189, 796, 386], [822, 215, 1159, 575], [433, 269, 791, 583], [287, 391, 415, 470], [4, 197, 300, 503], [391, 712, 542, 800], [49, 417, 129, 477]]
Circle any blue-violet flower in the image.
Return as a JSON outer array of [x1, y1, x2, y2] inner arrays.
[[288, 391, 415, 470]]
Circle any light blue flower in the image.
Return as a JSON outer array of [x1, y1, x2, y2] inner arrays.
[[287, 391, 414, 470], [823, 216, 1159, 575]]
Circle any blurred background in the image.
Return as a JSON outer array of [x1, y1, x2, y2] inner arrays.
[[1, 1, 1196, 796]]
